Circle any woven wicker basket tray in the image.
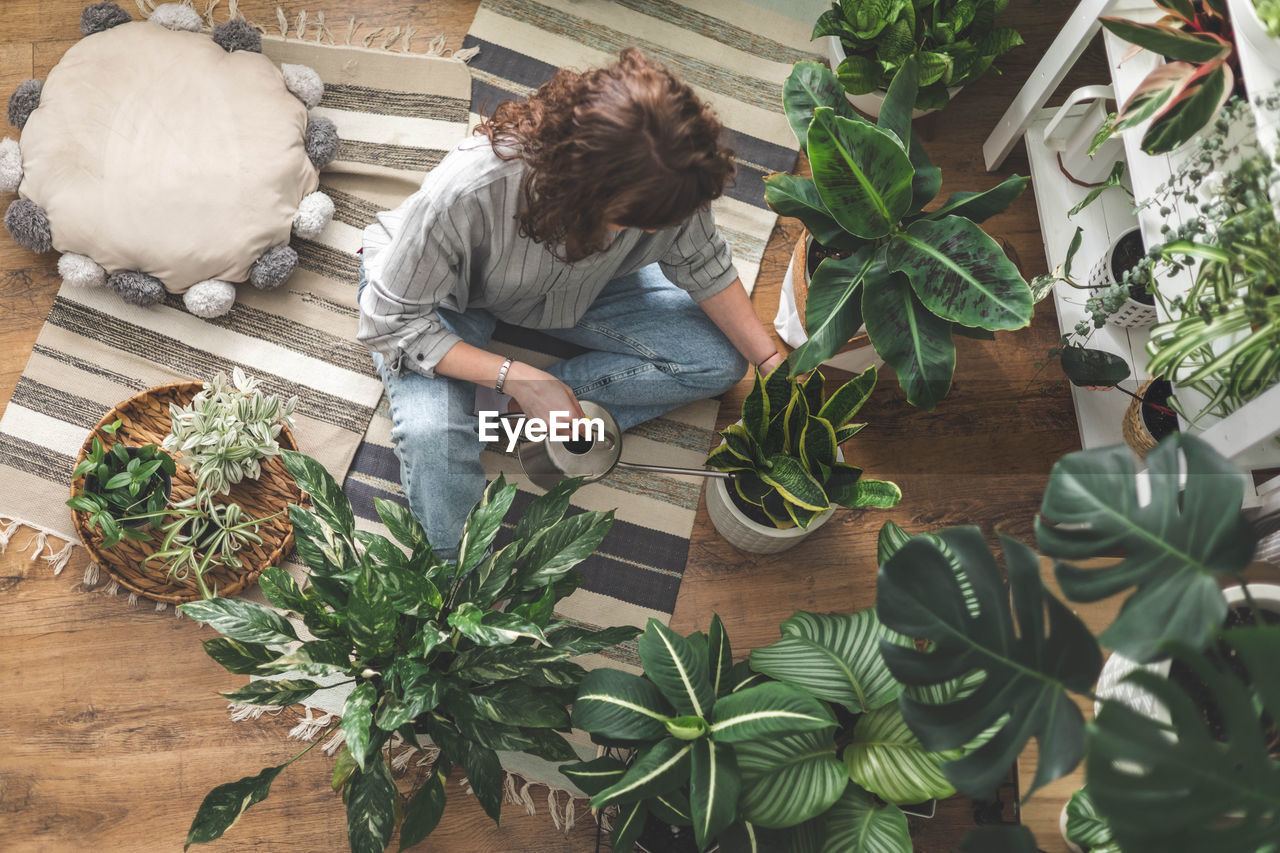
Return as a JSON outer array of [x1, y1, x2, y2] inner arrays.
[[70, 381, 303, 604]]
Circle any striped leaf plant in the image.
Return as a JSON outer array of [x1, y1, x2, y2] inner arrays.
[[765, 58, 1031, 409], [706, 363, 902, 529], [564, 616, 837, 852]]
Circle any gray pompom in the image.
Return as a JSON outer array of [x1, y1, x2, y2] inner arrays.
[[149, 3, 203, 32], [249, 244, 297, 290], [108, 270, 165, 306], [281, 63, 324, 109], [7, 79, 42, 130], [184, 280, 237, 317], [304, 116, 339, 169], [4, 198, 52, 253], [80, 2, 132, 36], [212, 18, 262, 53]]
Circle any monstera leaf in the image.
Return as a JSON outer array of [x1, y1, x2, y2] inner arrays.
[[1036, 434, 1257, 662], [1087, 627, 1280, 852], [877, 528, 1103, 797]]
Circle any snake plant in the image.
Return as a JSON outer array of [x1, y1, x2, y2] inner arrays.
[[813, 0, 1022, 110], [765, 59, 1031, 409], [706, 364, 901, 529]]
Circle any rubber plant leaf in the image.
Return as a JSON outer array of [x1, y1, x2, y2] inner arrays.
[[1086, 627, 1280, 852], [782, 60, 867, 150], [1035, 433, 1257, 662], [749, 609, 905, 714], [807, 107, 915, 240], [1098, 17, 1231, 63], [861, 270, 956, 410], [877, 529, 1103, 797], [887, 216, 1032, 331], [735, 729, 847, 828], [788, 246, 878, 374]]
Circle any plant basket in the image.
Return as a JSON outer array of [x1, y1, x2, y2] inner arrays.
[[69, 381, 304, 604], [1122, 377, 1178, 458]]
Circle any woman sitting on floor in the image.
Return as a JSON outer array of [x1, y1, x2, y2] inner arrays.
[[358, 47, 781, 553]]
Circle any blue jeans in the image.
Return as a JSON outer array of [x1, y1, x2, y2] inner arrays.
[[364, 264, 747, 555]]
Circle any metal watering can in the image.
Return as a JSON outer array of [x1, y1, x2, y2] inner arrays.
[[515, 400, 733, 488]]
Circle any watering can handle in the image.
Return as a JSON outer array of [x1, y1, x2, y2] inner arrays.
[[615, 460, 735, 480], [1043, 85, 1115, 148]]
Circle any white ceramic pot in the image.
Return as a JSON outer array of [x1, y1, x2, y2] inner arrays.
[[827, 37, 961, 119], [705, 443, 842, 554], [1088, 227, 1157, 328]]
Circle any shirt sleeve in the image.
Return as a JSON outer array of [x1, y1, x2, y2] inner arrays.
[[357, 190, 471, 379], [658, 205, 739, 303]]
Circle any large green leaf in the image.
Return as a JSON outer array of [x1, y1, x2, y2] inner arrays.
[[760, 455, 830, 513], [861, 270, 955, 410], [591, 738, 694, 808], [709, 682, 836, 742], [511, 475, 580, 545], [222, 678, 320, 707], [516, 509, 614, 591], [457, 475, 516, 573], [179, 598, 298, 646], [185, 764, 285, 849], [887, 217, 1031, 331], [399, 760, 448, 850], [638, 619, 714, 717], [348, 568, 395, 661], [906, 129, 942, 215], [782, 61, 866, 150], [817, 366, 877, 428], [876, 56, 918, 151], [1064, 786, 1118, 852], [1036, 434, 1256, 662], [1098, 17, 1231, 62], [843, 703, 954, 804], [372, 497, 425, 551], [1087, 628, 1280, 852], [763, 175, 850, 251], [546, 623, 642, 656], [749, 610, 903, 714], [561, 756, 628, 796], [807, 108, 914, 240], [736, 729, 847, 828], [289, 504, 359, 581], [1138, 62, 1231, 155], [1060, 346, 1131, 388], [836, 54, 882, 95], [708, 614, 733, 699], [877, 529, 1103, 798], [572, 668, 672, 741], [819, 784, 910, 853], [345, 758, 396, 853], [342, 682, 378, 770], [282, 449, 355, 535], [691, 739, 742, 851], [201, 638, 277, 675], [466, 681, 570, 728], [922, 175, 1028, 224], [789, 247, 877, 375], [611, 800, 649, 852]]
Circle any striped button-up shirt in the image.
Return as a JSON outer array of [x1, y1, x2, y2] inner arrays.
[[358, 136, 738, 377]]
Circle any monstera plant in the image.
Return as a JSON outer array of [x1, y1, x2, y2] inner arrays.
[[179, 453, 638, 853], [874, 433, 1277, 852], [765, 59, 1031, 409]]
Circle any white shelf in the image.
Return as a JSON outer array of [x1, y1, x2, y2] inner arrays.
[[1025, 105, 1150, 451]]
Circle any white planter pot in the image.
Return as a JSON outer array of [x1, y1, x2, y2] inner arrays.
[[827, 37, 960, 118], [1088, 227, 1157, 328], [704, 444, 842, 554], [1226, 0, 1280, 216]]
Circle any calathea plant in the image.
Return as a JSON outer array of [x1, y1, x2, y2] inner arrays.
[[765, 59, 1032, 409], [814, 0, 1023, 110], [874, 433, 1274, 852], [564, 617, 836, 852], [179, 451, 638, 853], [706, 365, 901, 528]]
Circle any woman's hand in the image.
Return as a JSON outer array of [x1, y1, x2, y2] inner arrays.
[[759, 351, 785, 376], [504, 361, 586, 426]]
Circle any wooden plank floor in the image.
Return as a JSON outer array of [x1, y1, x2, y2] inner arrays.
[[0, 1, 1114, 850]]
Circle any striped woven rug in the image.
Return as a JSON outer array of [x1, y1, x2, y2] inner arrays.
[[462, 0, 822, 294]]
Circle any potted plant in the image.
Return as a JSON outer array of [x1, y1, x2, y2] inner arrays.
[[1099, 0, 1239, 154], [1060, 786, 1120, 853], [765, 59, 1032, 409], [873, 432, 1276, 852], [703, 364, 901, 553], [66, 418, 176, 547], [180, 454, 638, 853], [813, 0, 1022, 117], [163, 367, 297, 495]]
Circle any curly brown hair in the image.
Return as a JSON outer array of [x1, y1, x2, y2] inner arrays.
[[475, 48, 736, 263]]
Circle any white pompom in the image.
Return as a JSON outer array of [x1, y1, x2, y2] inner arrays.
[[149, 3, 203, 32], [0, 138, 22, 193], [281, 64, 324, 109], [57, 253, 107, 288], [292, 190, 335, 239], [183, 280, 237, 318]]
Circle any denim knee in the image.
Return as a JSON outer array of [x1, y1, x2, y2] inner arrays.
[[683, 335, 748, 395]]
